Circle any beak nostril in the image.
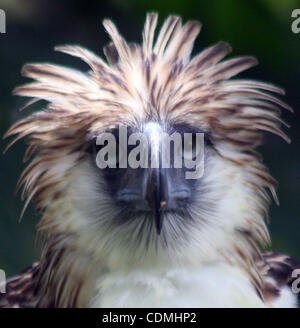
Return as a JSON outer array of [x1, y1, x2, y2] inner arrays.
[[160, 201, 167, 209]]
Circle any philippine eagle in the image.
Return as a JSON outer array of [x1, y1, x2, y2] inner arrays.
[[1, 13, 299, 308]]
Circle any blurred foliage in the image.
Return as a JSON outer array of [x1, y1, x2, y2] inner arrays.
[[0, 0, 299, 276]]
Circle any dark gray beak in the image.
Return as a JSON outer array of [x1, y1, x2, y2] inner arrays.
[[116, 165, 191, 235], [144, 168, 167, 235]]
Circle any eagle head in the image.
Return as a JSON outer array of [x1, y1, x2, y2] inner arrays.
[[5, 13, 291, 283]]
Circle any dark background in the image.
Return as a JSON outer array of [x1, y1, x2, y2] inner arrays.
[[0, 0, 299, 277]]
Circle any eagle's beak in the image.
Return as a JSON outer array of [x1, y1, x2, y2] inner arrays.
[[144, 165, 191, 234], [116, 164, 191, 235], [115, 123, 192, 235], [143, 167, 168, 235]]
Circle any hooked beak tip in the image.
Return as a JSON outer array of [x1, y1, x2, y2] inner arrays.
[[155, 201, 167, 235], [155, 217, 163, 235]]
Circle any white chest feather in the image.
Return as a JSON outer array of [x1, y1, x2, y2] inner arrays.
[[89, 263, 265, 308]]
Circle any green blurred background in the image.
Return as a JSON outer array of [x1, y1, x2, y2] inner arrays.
[[0, 0, 299, 277]]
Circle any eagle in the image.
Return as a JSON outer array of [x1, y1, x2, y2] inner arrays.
[[1, 13, 299, 308]]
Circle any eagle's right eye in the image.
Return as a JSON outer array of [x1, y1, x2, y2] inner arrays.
[[88, 132, 127, 169]]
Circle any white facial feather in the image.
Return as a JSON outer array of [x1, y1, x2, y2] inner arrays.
[[39, 144, 267, 307]]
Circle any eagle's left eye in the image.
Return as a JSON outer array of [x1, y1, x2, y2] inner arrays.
[[182, 133, 200, 161], [180, 131, 211, 162]]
